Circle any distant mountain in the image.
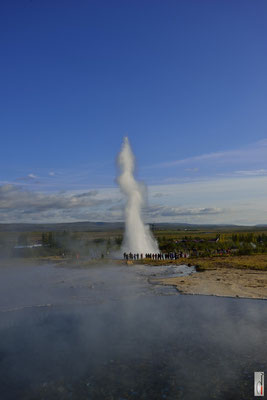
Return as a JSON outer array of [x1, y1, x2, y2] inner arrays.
[[0, 222, 124, 232], [0, 221, 262, 232], [152, 223, 252, 231]]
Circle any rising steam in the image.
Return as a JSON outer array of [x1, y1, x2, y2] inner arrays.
[[117, 137, 159, 254]]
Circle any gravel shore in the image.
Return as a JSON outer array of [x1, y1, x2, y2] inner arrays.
[[154, 267, 267, 299]]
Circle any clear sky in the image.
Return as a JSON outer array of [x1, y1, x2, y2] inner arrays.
[[1, 0, 267, 224]]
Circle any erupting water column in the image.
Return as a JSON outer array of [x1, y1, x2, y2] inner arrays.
[[117, 137, 159, 254]]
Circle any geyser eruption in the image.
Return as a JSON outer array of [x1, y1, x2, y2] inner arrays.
[[117, 137, 159, 254]]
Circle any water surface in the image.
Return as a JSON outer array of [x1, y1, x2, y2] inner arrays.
[[0, 262, 266, 399]]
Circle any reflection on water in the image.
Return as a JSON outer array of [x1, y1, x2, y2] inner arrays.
[[0, 263, 266, 399]]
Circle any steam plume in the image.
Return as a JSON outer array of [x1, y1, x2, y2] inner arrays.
[[117, 137, 159, 253]]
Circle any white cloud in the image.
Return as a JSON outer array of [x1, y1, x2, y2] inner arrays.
[[0, 185, 113, 223], [1, 170, 267, 225], [148, 175, 267, 224], [0, 185, 110, 211], [28, 173, 37, 179]]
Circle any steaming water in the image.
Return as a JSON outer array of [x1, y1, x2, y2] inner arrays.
[[117, 137, 159, 253], [0, 262, 266, 400]]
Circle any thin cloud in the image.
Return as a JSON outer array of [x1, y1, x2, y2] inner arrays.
[[148, 139, 267, 169], [16, 173, 39, 182], [152, 192, 166, 198], [185, 168, 199, 172], [234, 169, 267, 176], [145, 205, 223, 218]]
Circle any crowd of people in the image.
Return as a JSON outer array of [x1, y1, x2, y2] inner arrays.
[[123, 252, 189, 260]]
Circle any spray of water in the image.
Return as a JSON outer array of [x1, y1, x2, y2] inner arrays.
[[117, 137, 159, 254]]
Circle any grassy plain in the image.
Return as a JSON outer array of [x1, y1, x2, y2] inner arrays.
[[2, 225, 267, 272]]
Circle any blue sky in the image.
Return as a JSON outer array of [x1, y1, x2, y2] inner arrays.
[[1, 0, 267, 224]]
